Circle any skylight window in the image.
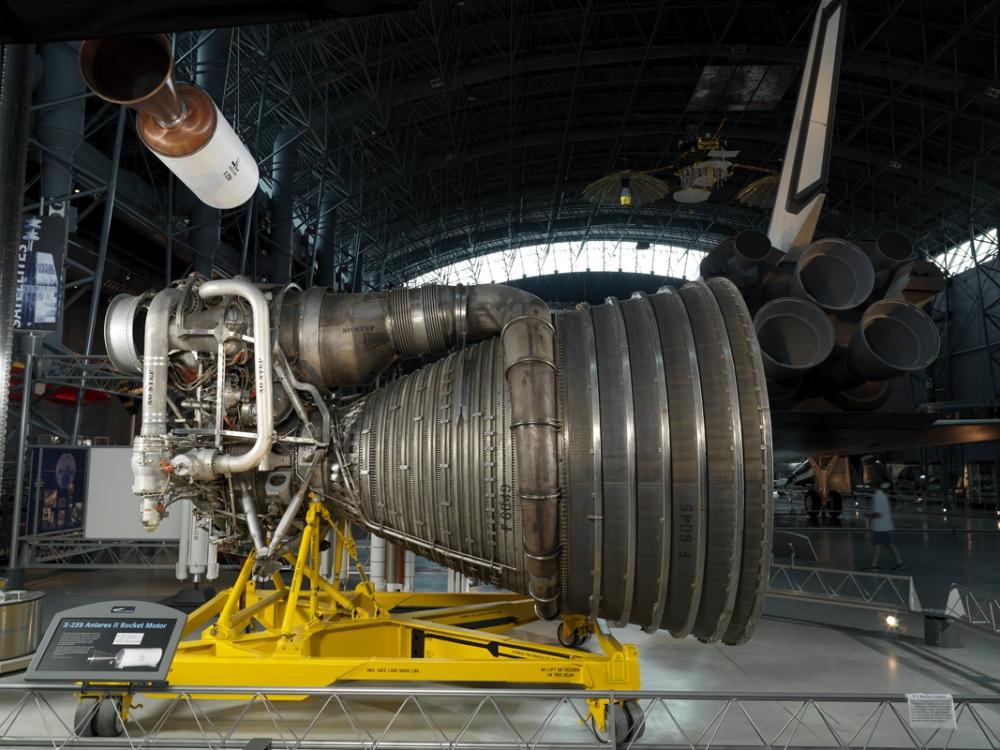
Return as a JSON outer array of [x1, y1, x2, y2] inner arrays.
[[405, 240, 707, 287], [933, 228, 998, 276]]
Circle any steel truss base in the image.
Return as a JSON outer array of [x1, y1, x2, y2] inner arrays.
[[82, 498, 640, 737]]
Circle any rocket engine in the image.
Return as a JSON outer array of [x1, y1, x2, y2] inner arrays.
[[702, 230, 944, 410], [104, 277, 773, 645]]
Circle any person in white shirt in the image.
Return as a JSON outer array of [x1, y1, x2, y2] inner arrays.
[[866, 481, 904, 570]]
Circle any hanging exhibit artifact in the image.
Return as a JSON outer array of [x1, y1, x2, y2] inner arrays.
[[103, 277, 773, 646], [79, 34, 258, 209]]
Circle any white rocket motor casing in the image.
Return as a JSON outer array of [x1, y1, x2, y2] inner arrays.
[[206, 537, 220, 581], [403, 550, 416, 592], [145, 105, 259, 209], [187, 516, 210, 579], [78, 36, 259, 211], [175, 499, 192, 581], [370, 535, 386, 592], [114, 648, 163, 669]]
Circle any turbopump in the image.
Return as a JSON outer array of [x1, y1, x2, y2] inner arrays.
[[104, 276, 773, 645]]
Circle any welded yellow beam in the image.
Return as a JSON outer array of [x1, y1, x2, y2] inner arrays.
[[227, 589, 286, 631], [157, 500, 640, 698], [279, 519, 314, 635], [181, 591, 228, 638]]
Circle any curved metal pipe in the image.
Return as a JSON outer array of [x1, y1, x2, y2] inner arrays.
[[387, 284, 561, 618], [848, 299, 940, 381], [273, 346, 330, 446], [494, 294, 560, 618], [753, 297, 833, 381], [199, 279, 275, 475]]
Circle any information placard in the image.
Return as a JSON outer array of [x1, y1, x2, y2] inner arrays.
[[26, 601, 185, 683], [906, 693, 957, 730], [14, 215, 63, 333]]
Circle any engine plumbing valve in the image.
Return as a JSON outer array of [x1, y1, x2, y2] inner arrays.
[[141, 496, 163, 531], [170, 449, 219, 481]]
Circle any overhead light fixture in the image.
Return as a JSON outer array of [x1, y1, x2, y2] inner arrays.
[[885, 614, 899, 629], [619, 177, 632, 207]]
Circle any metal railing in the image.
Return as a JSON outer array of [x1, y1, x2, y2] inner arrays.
[[18, 534, 181, 569], [35, 354, 140, 396], [0, 684, 997, 749], [768, 563, 922, 613], [945, 584, 1000, 638]]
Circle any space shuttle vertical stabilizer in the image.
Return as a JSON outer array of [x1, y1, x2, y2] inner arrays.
[[766, 0, 848, 252]]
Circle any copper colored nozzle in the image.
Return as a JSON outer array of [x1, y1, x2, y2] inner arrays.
[[79, 34, 216, 158], [139, 84, 216, 157], [80, 35, 182, 124]]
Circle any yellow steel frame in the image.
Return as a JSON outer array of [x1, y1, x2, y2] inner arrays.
[[85, 497, 640, 730]]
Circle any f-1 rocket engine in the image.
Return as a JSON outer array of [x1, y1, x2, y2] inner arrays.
[[104, 277, 772, 645]]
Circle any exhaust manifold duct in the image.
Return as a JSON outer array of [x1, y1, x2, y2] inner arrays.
[[106, 278, 772, 644]]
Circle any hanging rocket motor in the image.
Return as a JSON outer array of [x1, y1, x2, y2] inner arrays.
[[79, 34, 258, 209]]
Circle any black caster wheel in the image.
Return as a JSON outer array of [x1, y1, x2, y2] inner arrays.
[[557, 623, 590, 649], [804, 490, 821, 519], [73, 699, 98, 737], [93, 698, 124, 738], [591, 700, 644, 748], [826, 490, 843, 518], [623, 700, 644, 742]]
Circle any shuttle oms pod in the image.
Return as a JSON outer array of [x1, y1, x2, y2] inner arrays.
[[105, 278, 773, 645]]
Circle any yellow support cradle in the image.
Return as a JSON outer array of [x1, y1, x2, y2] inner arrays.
[[81, 496, 641, 734], [172, 496, 640, 691]]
